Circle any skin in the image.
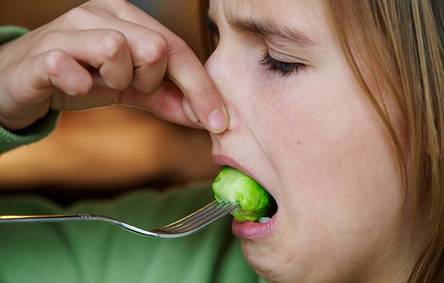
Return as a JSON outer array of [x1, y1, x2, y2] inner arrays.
[[0, 0, 228, 133], [207, 1, 420, 282]]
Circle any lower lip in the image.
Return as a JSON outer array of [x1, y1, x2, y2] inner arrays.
[[231, 213, 278, 239]]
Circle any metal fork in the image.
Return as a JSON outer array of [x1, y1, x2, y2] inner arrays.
[[0, 201, 238, 239]]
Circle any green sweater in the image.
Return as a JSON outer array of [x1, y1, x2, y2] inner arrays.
[[0, 27, 261, 283]]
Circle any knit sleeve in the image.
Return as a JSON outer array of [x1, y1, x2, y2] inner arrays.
[[0, 26, 27, 44], [0, 110, 59, 153]]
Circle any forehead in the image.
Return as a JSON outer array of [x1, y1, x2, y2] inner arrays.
[[209, 0, 328, 41]]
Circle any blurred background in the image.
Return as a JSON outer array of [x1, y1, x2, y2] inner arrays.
[[0, 0, 217, 203]]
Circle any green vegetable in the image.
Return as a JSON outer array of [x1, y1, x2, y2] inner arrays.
[[212, 167, 272, 222]]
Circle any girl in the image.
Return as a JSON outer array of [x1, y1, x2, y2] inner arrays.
[[0, 0, 442, 282]]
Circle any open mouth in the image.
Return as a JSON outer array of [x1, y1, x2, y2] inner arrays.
[[213, 154, 279, 238]]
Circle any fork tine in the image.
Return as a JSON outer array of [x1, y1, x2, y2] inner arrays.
[[161, 204, 224, 230], [160, 201, 229, 231], [166, 203, 237, 234], [161, 201, 220, 229], [160, 202, 236, 233]]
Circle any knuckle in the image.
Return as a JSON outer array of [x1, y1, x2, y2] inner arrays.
[[100, 31, 127, 60], [138, 33, 168, 65], [42, 49, 68, 76], [169, 37, 189, 57]]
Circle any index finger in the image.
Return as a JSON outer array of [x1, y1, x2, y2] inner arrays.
[[114, 2, 229, 133]]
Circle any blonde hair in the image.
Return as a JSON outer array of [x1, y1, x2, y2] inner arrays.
[[326, 1, 444, 282]]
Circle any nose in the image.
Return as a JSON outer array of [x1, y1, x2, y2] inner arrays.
[[205, 48, 229, 93], [205, 48, 241, 131]]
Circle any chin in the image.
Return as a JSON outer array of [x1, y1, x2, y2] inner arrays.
[[240, 237, 292, 283], [238, 214, 305, 283]]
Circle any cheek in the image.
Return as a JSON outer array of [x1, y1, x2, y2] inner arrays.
[[250, 68, 404, 245]]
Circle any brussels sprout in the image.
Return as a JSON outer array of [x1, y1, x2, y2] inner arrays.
[[212, 167, 272, 222]]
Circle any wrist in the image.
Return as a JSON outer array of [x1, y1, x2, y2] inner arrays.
[[0, 103, 50, 131], [0, 26, 30, 130], [0, 114, 33, 131]]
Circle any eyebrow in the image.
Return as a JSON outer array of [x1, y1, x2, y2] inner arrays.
[[207, 11, 315, 47]]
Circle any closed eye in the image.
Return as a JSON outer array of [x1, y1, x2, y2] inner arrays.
[[260, 53, 306, 77]]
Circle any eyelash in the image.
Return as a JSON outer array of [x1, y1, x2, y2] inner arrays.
[[260, 53, 306, 77]]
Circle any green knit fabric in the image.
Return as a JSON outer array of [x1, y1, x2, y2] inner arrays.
[[0, 26, 27, 45], [0, 186, 262, 283], [0, 26, 60, 153], [0, 110, 59, 153]]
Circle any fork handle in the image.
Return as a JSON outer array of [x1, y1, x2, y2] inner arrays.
[[0, 214, 94, 223], [0, 214, 160, 238]]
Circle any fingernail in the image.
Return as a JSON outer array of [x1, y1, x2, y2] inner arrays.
[[208, 107, 228, 133], [182, 99, 199, 124]]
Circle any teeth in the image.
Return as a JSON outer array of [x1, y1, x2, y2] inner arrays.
[[258, 217, 271, 224]]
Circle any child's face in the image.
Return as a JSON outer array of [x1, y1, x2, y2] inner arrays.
[[208, 0, 413, 282]]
